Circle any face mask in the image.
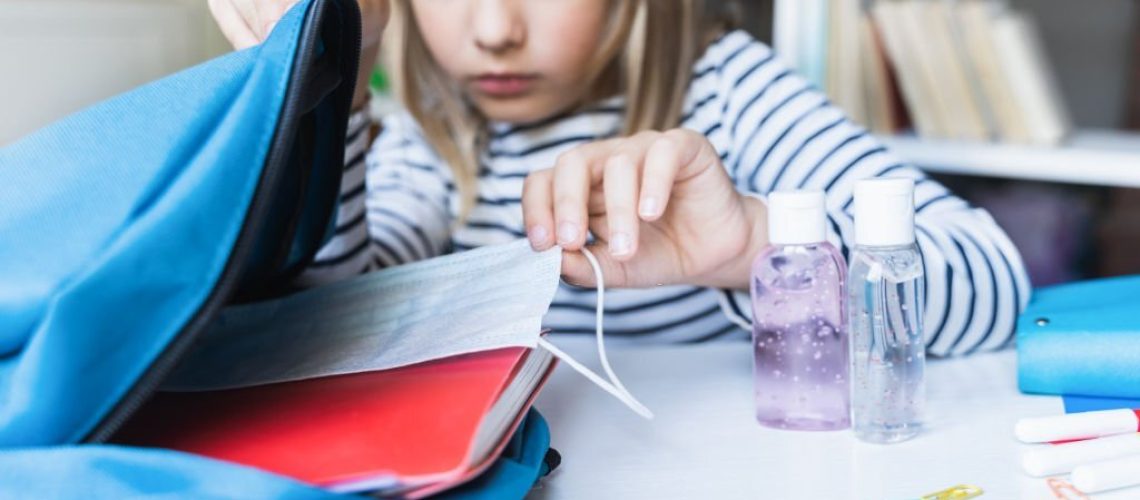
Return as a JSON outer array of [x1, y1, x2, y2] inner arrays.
[[163, 240, 652, 419]]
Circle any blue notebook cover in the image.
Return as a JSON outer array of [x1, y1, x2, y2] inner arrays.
[[1064, 395, 1140, 414], [1018, 275, 1140, 399]]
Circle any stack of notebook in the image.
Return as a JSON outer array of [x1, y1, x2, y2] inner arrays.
[[1017, 275, 1140, 404], [113, 346, 555, 497], [108, 240, 564, 496]]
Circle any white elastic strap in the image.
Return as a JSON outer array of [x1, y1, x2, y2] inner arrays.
[[536, 247, 654, 419], [717, 290, 753, 331]]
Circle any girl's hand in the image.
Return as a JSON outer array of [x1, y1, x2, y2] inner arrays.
[[522, 129, 768, 290], [207, 0, 389, 108], [209, 0, 388, 49], [207, 0, 301, 49]]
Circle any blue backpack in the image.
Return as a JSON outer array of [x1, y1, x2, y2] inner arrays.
[[0, 0, 550, 497]]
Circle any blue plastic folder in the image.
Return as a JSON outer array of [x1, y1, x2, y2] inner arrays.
[[1018, 275, 1140, 399]]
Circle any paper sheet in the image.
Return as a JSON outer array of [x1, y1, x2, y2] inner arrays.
[[162, 241, 562, 391]]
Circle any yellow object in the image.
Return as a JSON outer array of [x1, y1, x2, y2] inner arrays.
[[918, 484, 984, 500]]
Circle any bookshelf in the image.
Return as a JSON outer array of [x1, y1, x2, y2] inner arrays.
[[879, 129, 1140, 188], [763, 0, 1139, 188]]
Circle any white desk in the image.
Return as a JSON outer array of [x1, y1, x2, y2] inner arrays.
[[530, 337, 1134, 500]]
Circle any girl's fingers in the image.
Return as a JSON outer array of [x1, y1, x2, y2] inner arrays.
[[602, 150, 644, 260], [208, 0, 261, 49], [639, 134, 685, 221], [551, 146, 605, 251], [243, 0, 270, 39], [260, 0, 299, 39], [668, 128, 719, 181], [522, 169, 555, 251], [359, 0, 391, 45], [561, 245, 629, 288], [587, 188, 607, 215], [587, 213, 611, 243]]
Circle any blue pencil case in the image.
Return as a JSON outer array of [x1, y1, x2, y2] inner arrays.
[[1017, 275, 1140, 399]]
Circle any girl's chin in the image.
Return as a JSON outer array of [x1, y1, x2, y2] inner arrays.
[[473, 94, 578, 125]]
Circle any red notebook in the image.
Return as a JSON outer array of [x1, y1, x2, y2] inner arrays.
[[113, 347, 555, 497]]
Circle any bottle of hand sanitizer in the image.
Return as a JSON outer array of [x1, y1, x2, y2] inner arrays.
[[751, 191, 849, 431], [849, 178, 926, 444]]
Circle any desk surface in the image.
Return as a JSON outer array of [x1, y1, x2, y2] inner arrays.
[[529, 338, 1132, 500]]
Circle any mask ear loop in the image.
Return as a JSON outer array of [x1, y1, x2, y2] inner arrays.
[[535, 248, 655, 420]]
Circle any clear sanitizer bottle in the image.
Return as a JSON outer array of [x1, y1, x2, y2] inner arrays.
[[849, 178, 926, 444], [751, 191, 850, 431]]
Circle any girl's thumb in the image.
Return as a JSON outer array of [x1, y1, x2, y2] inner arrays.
[[560, 245, 628, 289]]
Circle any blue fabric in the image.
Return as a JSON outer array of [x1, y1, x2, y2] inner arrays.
[[1018, 275, 1140, 399], [0, 446, 343, 499], [0, 2, 305, 447], [437, 410, 553, 500]]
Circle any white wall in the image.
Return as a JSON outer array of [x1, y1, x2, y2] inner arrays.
[[0, 0, 230, 145]]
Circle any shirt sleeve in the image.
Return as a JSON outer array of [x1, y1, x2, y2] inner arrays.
[[363, 111, 455, 268], [294, 110, 455, 288], [706, 33, 1032, 357], [293, 109, 379, 288]]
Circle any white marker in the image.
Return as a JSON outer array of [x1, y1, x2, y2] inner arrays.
[[1071, 454, 1140, 493], [1014, 409, 1140, 443], [1021, 433, 1140, 476]]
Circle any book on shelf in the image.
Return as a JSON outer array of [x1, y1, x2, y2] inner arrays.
[[778, 0, 1071, 145], [858, 13, 908, 134], [953, 0, 1031, 143], [921, 0, 991, 141], [827, 0, 866, 125], [872, 1, 946, 137], [988, 8, 1070, 145], [773, 0, 831, 92], [774, 0, 870, 127]]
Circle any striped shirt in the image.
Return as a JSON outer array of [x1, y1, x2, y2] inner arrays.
[[301, 30, 1032, 357]]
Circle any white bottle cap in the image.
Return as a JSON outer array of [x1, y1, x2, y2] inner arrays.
[[853, 178, 916, 246], [767, 190, 826, 245]]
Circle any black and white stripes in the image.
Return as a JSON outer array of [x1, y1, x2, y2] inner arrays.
[[303, 30, 1031, 356]]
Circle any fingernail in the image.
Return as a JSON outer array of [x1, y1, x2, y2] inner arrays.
[[528, 225, 549, 247], [557, 221, 579, 245], [609, 232, 632, 256], [639, 196, 660, 217]]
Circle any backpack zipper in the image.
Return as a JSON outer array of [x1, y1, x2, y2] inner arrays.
[[83, 0, 362, 443]]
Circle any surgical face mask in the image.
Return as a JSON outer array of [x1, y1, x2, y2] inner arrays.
[[164, 240, 652, 419]]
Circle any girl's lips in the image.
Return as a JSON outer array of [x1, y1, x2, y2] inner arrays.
[[471, 74, 538, 97]]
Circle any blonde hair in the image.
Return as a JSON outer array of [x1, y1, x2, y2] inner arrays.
[[384, 0, 730, 215]]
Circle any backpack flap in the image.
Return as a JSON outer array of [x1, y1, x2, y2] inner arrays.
[[233, 3, 362, 301], [0, 0, 360, 446]]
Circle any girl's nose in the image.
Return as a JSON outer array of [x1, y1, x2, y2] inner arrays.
[[472, 0, 525, 55]]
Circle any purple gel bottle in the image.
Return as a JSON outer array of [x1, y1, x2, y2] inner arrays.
[[751, 191, 849, 431]]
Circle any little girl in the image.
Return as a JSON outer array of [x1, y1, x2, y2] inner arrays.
[[210, 0, 1030, 357]]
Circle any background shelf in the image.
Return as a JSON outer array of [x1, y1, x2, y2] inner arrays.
[[879, 129, 1140, 187]]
